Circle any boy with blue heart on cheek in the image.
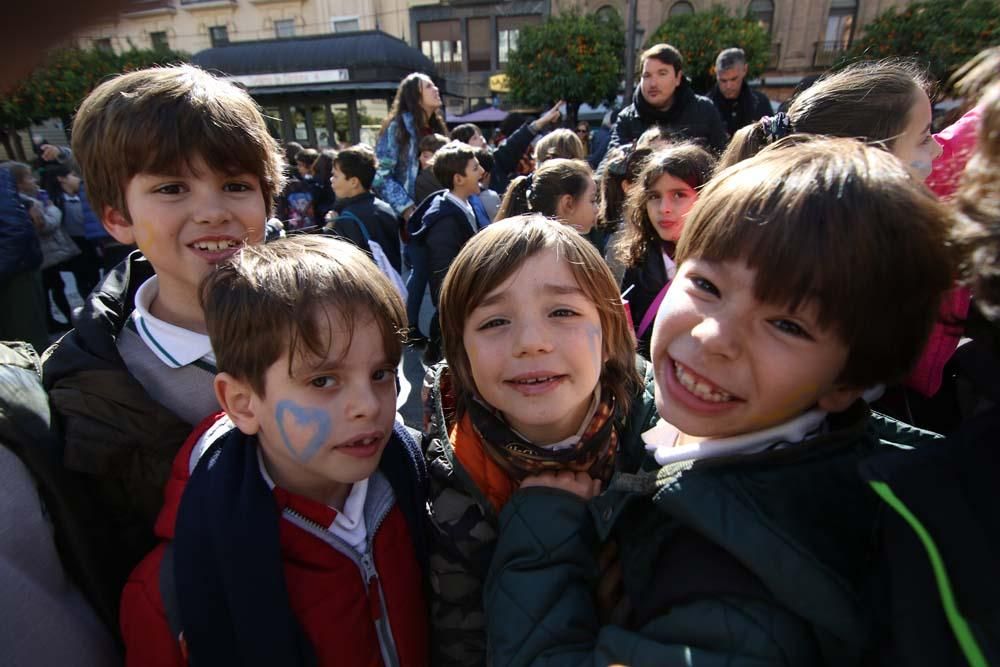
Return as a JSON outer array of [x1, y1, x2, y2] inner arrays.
[[119, 235, 430, 667]]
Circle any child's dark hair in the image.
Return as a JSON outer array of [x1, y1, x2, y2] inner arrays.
[[432, 141, 479, 190], [295, 148, 319, 169], [476, 148, 494, 175], [719, 60, 932, 170], [953, 80, 1000, 322], [618, 143, 715, 267], [680, 136, 955, 388], [439, 215, 639, 417], [599, 146, 654, 230], [418, 133, 449, 155], [450, 123, 481, 144], [202, 235, 406, 396], [312, 149, 336, 185], [284, 141, 303, 166], [496, 158, 592, 221], [72, 64, 286, 218], [334, 145, 377, 191]]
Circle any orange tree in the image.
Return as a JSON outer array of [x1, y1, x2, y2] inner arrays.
[[844, 0, 999, 87], [504, 10, 624, 126], [1, 46, 188, 153], [646, 6, 770, 94]]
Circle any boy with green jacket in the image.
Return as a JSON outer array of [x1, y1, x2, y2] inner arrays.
[[484, 138, 954, 666]]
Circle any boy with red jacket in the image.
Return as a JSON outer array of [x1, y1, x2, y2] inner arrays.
[[120, 235, 428, 667]]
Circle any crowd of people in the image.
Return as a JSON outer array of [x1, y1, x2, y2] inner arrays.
[[0, 32, 997, 667]]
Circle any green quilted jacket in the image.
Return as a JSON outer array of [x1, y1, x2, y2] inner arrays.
[[484, 403, 940, 666], [423, 358, 659, 667]]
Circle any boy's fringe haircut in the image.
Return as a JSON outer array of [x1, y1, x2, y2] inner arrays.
[[679, 136, 955, 387], [202, 235, 406, 396], [432, 141, 479, 190], [72, 64, 285, 219], [439, 215, 639, 417]]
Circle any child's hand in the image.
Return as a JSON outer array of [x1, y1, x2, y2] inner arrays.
[[40, 144, 62, 162], [520, 470, 601, 500]]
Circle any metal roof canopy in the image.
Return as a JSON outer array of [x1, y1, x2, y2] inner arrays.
[[191, 30, 441, 91]]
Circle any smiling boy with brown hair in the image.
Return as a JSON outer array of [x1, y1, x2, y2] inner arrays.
[[42, 64, 285, 617], [484, 138, 954, 666]]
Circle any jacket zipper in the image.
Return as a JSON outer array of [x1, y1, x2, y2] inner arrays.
[[283, 498, 401, 667]]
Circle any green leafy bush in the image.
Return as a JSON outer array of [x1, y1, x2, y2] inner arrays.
[[845, 0, 1000, 87], [505, 10, 625, 122]]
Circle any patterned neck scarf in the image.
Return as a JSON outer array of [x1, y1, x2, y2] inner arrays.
[[466, 390, 620, 484]]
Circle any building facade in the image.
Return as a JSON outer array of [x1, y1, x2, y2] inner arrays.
[[571, 0, 914, 89], [70, 0, 918, 126]]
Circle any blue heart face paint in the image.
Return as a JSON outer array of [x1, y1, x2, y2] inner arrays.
[[250, 313, 398, 505], [275, 400, 333, 463]]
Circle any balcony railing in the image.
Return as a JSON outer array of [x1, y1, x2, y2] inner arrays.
[[813, 40, 850, 69], [124, 0, 176, 16]]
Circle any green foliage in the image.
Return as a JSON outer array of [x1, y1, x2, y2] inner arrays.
[[844, 0, 1000, 86], [0, 47, 189, 129], [646, 6, 770, 94], [505, 10, 625, 108]]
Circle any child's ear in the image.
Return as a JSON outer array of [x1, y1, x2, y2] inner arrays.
[[215, 372, 262, 435], [102, 205, 135, 245], [556, 193, 575, 218], [816, 385, 864, 413]]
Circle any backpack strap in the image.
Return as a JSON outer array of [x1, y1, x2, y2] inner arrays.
[[336, 210, 372, 244]]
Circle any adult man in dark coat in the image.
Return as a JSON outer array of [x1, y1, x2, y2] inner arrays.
[[708, 47, 773, 138], [609, 43, 727, 153]]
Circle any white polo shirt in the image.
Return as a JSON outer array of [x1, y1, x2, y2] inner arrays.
[[131, 276, 216, 368]]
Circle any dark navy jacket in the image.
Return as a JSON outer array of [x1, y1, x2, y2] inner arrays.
[[0, 169, 41, 281], [328, 192, 402, 273], [407, 191, 477, 307]]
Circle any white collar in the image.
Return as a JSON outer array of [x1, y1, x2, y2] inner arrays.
[[256, 447, 369, 531], [642, 408, 828, 466], [131, 276, 215, 369]]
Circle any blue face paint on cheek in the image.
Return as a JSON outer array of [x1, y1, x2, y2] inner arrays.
[[583, 322, 604, 365], [275, 400, 333, 463], [910, 159, 933, 181]]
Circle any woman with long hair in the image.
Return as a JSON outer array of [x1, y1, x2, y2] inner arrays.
[[374, 72, 448, 342], [374, 72, 448, 220]]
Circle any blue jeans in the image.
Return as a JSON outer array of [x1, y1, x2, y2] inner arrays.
[[404, 242, 428, 331]]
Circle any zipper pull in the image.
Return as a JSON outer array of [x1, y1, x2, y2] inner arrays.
[[361, 552, 383, 621]]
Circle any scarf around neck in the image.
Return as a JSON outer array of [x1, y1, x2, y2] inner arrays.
[[466, 390, 620, 483]]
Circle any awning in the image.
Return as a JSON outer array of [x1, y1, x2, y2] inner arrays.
[[192, 30, 440, 91]]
